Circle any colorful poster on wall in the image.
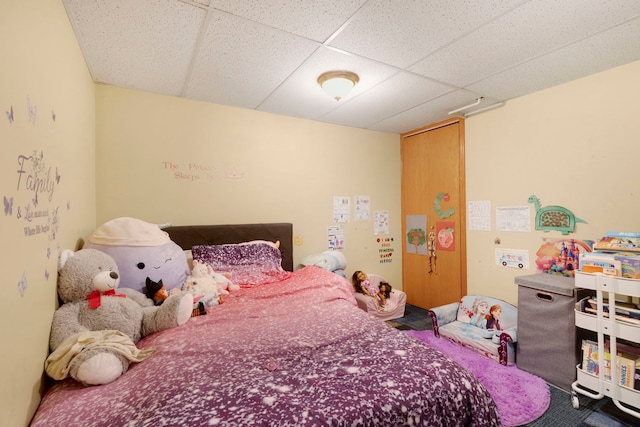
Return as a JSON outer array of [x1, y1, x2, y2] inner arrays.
[[354, 195, 370, 221], [327, 224, 345, 250], [374, 210, 388, 235], [496, 205, 531, 232], [468, 200, 491, 231], [406, 215, 427, 255], [332, 196, 350, 223], [436, 221, 455, 251], [495, 248, 530, 269], [535, 238, 593, 277]]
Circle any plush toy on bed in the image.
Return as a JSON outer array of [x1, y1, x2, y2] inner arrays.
[[83, 217, 190, 294], [184, 260, 239, 297], [44, 248, 194, 386], [183, 260, 223, 312], [184, 260, 224, 296]]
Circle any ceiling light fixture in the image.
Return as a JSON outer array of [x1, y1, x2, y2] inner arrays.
[[317, 71, 359, 101]]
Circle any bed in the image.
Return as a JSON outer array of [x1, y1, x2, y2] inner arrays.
[[31, 223, 500, 426]]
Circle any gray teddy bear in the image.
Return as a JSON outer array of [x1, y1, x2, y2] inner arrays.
[[46, 248, 193, 385]]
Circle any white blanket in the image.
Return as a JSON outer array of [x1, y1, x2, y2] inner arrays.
[[45, 330, 154, 380]]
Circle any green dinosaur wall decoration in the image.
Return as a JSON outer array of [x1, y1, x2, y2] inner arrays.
[[528, 195, 587, 235]]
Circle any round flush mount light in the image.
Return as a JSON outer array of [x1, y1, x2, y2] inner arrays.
[[317, 71, 359, 101]]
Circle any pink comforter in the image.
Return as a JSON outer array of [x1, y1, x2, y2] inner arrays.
[[31, 267, 499, 426]]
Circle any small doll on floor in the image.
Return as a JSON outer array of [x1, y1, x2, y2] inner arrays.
[[351, 270, 386, 311]]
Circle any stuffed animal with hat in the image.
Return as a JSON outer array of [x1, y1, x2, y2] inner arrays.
[[83, 217, 190, 294]]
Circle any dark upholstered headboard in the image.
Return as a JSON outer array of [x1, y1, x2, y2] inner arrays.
[[163, 223, 294, 272]]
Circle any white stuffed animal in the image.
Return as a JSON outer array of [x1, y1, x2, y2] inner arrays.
[[184, 260, 240, 296], [183, 260, 223, 297]]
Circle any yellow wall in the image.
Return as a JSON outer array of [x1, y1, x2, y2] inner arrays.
[[466, 60, 640, 305], [95, 85, 402, 284], [0, 1, 95, 426], [3, 1, 640, 425]]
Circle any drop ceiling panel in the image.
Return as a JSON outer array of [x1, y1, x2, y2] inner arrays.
[[63, 0, 205, 96], [410, 0, 640, 87], [210, 0, 368, 42], [468, 18, 640, 101], [185, 10, 320, 109], [62, 0, 640, 134], [328, 0, 528, 69]]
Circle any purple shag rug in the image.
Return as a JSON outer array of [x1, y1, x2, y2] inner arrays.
[[407, 330, 550, 427]]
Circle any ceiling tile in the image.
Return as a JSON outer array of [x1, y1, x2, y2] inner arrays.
[[210, 0, 368, 42], [184, 10, 320, 108], [328, 0, 528, 68], [410, 0, 640, 87], [467, 17, 640, 101], [62, 0, 640, 134], [64, 0, 205, 96]]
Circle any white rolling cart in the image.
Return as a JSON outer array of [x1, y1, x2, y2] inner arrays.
[[571, 271, 640, 419]]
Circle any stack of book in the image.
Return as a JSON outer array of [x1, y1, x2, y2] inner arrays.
[[581, 339, 640, 390], [579, 297, 640, 325], [582, 231, 640, 279]]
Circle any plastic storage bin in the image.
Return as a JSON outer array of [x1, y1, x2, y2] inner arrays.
[[515, 273, 593, 391]]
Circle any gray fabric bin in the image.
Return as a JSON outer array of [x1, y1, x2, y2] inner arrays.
[[515, 274, 593, 391]]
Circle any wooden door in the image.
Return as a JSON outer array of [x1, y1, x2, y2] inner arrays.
[[401, 119, 466, 310]]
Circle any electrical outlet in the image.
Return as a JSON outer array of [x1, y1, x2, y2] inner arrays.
[[294, 235, 303, 246]]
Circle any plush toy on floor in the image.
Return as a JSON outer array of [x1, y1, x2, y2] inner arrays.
[[45, 248, 194, 386]]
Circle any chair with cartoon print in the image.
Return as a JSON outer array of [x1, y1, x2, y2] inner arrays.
[[428, 295, 518, 365]]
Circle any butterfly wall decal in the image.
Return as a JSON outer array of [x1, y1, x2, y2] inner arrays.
[[18, 272, 27, 297], [27, 97, 37, 125], [6, 106, 14, 123], [4, 196, 13, 216]]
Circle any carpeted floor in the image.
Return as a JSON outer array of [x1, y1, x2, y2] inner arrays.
[[408, 328, 550, 426], [389, 304, 638, 427]]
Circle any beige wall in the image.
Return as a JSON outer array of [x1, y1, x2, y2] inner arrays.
[[0, 1, 96, 426], [466, 60, 640, 305], [3, 1, 640, 425], [94, 85, 403, 285]]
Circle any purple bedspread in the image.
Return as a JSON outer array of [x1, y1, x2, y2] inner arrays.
[[31, 267, 500, 426]]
